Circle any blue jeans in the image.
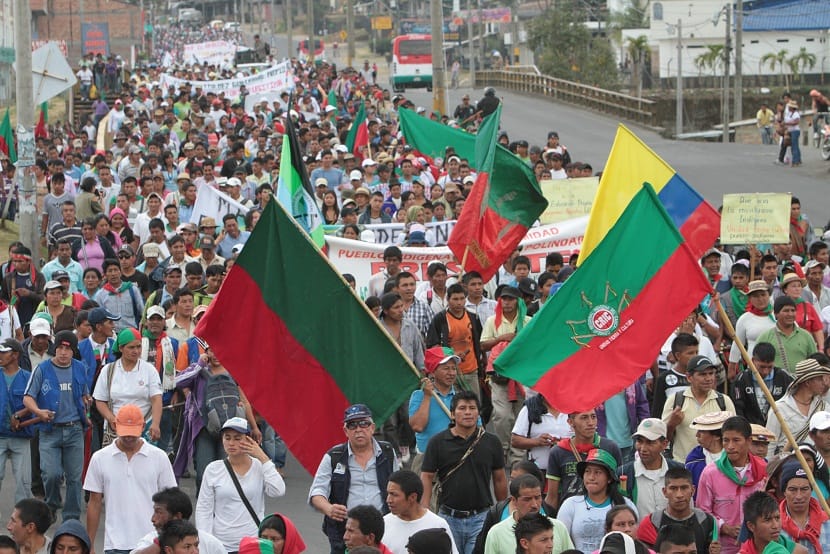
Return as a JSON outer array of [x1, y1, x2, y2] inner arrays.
[[260, 421, 287, 468], [439, 509, 487, 554], [193, 428, 224, 494], [0, 436, 32, 503], [791, 129, 801, 163], [760, 126, 773, 145], [40, 423, 84, 521]]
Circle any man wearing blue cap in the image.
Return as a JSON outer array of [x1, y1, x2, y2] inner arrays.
[[309, 403, 399, 554]]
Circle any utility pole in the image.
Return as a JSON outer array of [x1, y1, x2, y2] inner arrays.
[[286, 0, 293, 56], [430, 0, 447, 114], [467, 0, 475, 87], [734, 0, 743, 120], [722, 4, 731, 144], [13, 0, 38, 255], [676, 19, 683, 136], [347, 0, 354, 67], [308, 0, 314, 63]]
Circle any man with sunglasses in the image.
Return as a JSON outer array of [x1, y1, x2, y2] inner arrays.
[[309, 403, 400, 554]]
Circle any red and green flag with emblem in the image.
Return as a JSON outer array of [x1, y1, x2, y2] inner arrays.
[[194, 200, 420, 474], [446, 105, 547, 282], [0, 108, 15, 163], [344, 100, 368, 159], [493, 184, 715, 413]]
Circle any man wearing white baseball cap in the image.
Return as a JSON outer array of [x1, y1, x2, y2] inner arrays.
[[809, 410, 830, 468], [617, 418, 684, 516]]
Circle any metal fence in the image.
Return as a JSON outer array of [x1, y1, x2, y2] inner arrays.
[[474, 69, 659, 128]]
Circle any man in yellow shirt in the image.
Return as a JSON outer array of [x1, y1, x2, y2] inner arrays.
[[757, 103, 775, 145]]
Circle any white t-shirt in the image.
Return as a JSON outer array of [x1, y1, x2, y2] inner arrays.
[[382, 510, 459, 554], [0, 307, 21, 341], [92, 358, 163, 421], [729, 312, 776, 363], [131, 529, 225, 554], [195, 457, 286, 552], [83, 440, 177, 550], [557, 496, 638, 553], [511, 406, 572, 468]]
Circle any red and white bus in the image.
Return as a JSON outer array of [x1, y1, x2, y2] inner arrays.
[[391, 34, 432, 92]]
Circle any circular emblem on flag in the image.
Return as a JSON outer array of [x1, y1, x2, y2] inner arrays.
[[587, 305, 619, 336]]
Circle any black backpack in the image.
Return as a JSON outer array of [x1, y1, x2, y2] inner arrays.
[[201, 369, 245, 436]]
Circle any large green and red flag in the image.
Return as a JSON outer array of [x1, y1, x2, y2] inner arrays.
[[0, 108, 16, 163], [493, 183, 715, 413], [446, 105, 547, 282], [194, 199, 420, 474], [344, 100, 368, 159], [276, 110, 325, 246], [399, 107, 476, 163]]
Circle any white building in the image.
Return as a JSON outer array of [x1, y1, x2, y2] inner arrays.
[[622, 0, 830, 83]]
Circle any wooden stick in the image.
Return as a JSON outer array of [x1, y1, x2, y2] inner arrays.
[[716, 295, 830, 517]]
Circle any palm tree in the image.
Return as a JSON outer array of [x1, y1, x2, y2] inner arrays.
[[626, 35, 649, 98], [788, 47, 817, 85], [761, 49, 789, 88], [694, 44, 724, 87]]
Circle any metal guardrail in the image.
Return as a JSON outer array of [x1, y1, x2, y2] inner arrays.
[[474, 69, 658, 127]]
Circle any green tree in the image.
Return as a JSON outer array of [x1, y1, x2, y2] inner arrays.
[[787, 47, 816, 85], [761, 49, 789, 88], [528, 0, 618, 88], [693, 44, 724, 87], [626, 35, 649, 98]]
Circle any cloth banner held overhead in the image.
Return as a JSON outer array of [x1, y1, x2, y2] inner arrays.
[[326, 216, 587, 297], [182, 40, 241, 65], [158, 61, 293, 98], [324, 220, 458, 245], [191, 184, 250, 224]]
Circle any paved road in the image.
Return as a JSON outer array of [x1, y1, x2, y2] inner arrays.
[[402, 86, 830, 229]]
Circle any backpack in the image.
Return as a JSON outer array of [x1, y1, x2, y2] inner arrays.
[[202, 369, 245, 436], [673, 391, 726, 412]]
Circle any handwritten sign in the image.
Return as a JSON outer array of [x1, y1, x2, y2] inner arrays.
[[720, 192, 791, 244], [539, 177, 599, 224]]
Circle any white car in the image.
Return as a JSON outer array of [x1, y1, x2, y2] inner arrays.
[[224, 21, 240, 31]]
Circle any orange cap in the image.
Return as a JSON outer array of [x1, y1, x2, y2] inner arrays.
[[115, 405, 144, 437]]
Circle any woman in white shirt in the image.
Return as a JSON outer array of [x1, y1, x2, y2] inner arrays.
[[195, 417, 286, 552], [93, 327, 162, 445], [557, 449, 638, 553]]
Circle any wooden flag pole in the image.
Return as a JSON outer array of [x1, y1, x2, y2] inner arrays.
[[715, 296, 830, 517]]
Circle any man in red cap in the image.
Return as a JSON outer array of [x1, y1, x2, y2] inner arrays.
[[409, 346, 462, 474], [85, 404, 176, 554]]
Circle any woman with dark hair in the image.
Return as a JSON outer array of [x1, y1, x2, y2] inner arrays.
[[511, 393, 570, 469], [258, 513, 307, 554], [161, 151, 179, 193], [75, 176, 103, 220], [558, 449, 638, 553], [379, 292, 425, 370], [72, 217, 117, 272], [81, 267, 103, 299], [321, 191, 339, 224], [109, 207, 138, 252], [341, 223, 361, 240], [94, 213, 122, 249]]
